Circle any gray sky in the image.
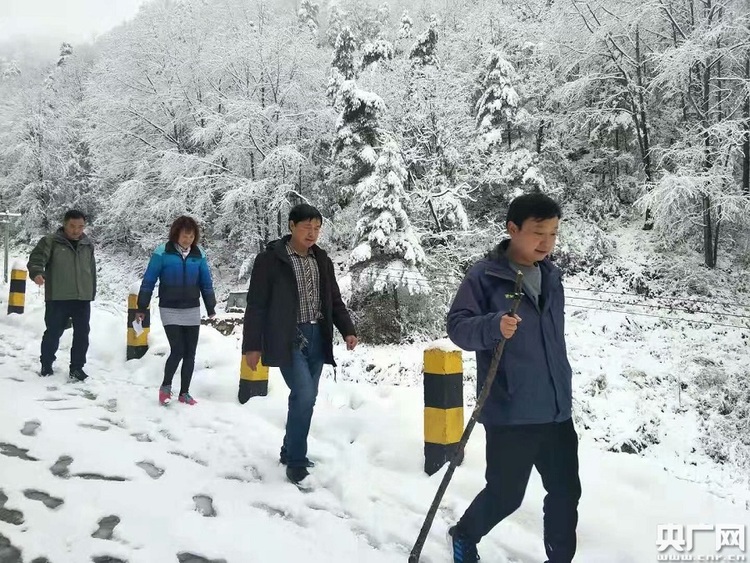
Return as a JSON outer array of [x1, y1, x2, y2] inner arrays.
[[0, 0, 150, 43]]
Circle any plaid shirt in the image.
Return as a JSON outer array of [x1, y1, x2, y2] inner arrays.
[[286, 243, 322, 323]]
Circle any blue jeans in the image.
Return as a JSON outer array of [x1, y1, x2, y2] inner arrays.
[[279, 323, 325, 468]]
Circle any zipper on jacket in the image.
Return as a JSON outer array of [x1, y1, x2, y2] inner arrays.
[[181, 251, 188, 301]]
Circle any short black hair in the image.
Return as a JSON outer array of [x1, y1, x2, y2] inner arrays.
[[64, 209, 86, 222], [288, 204, 323, 225], [506, 193, 561, 228]]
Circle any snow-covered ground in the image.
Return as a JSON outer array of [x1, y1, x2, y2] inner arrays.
[[1, 248, 749, 563]]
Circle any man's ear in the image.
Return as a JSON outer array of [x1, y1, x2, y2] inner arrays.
[[507, 220, 520, 236], [288, 220, 294, 232]]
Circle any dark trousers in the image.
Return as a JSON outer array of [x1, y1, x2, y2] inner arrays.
[[162, 325, 200, 394], [279, 323, 325, 467], [457, 418, 581, 563], [40, 300, 91, 369]]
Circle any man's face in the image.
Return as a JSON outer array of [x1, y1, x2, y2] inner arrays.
[[507, 216, 559, 265], [289, 218, 322, 249], [63, 218, 86, 240]]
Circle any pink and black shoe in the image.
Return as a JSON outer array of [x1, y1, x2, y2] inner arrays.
[[178, 392, 197, 405], [159, 385, 172, 405]]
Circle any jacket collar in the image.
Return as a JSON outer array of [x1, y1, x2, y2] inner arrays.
[[54, 227, 91, 247], [164, 241, 201, 258], [271, 235, 327, 263]]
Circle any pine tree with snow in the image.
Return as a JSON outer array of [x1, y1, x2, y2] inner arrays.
[[350, 140, 428, 295], [475, 50, 520, 149], [331, 80, 384, 188], [57, 43, 73, 67], [298, 1, 320, 36], [398, 10, 413, 40], [1, 60, 21, 79], [348, 139, 429, 343], [376, 2, 390, 28], [326, 5, 345, 47], [361, 39, 394, 70], [408, 15, 439, 67], [331, 27, 357, 80], [327, 27, 358, 106]]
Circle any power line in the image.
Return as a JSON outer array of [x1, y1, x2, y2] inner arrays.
[[566, 285, 750, 310], [346, 267, 750, 318], [566, 303, 750, 332], [566, 295, 750, 321]]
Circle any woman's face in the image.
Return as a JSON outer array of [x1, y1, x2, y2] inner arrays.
[[178, 229, 195, 248]]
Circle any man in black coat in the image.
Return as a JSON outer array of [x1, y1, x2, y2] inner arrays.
[[243, 204, 358, 484]]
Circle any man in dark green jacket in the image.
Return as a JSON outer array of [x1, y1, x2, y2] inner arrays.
[[27, 210, 96, 381]]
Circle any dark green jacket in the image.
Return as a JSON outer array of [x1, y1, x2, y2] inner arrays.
[[27, 228, 97, 302]]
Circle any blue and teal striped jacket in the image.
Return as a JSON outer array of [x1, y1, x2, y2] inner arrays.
[[137, 242, 216, 315]]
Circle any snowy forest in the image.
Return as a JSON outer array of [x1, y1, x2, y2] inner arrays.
[[0, 0, 749, 342]]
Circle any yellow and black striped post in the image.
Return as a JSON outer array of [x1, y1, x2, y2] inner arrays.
[[238, 356, 269, 403], [7, 268, 26, 314], [424, 348, 464, 475], [126, 293, 149, 360]]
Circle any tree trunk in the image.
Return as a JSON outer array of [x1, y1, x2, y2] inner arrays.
[[702, 60, 716, 268], [392, 286, 402, 338], [744, 55, 749, 195], [427, 198, 442, 233], [536, 120, 545, 153], [506, 122, 512, 150], [702, 195, 714, 267], [634, 25, 654, 230], [712, 205, 721, 267]]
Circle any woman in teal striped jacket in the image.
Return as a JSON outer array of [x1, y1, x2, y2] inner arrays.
[[136, 216, 216, 406]]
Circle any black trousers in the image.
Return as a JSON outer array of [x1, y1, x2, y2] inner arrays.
[[162, 325, 200, 394], [40, 300, 91, 369], [457, 418, 581, 563]]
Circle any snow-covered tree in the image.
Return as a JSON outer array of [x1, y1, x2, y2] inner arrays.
[[351, 140, 428, 294], [298, 0, 319, 36], [331, 27, 357, 80], [331, 80, 384, 189], [326, 5, 345, 47], [1, 60, 21, 79], [376, 2, 390, 28], [57, 43, 73, 67], [361, 39, 394, 70], [475, 50, 520, 149], [409, 15, 439, 66], [327, 27, 358, 105], [398, 10, 414, 40]]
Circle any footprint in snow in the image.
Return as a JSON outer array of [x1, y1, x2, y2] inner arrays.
[[91, 515, 121, 540], [193, 495, 216, 517], [50, 455, 74, 478], [177, 552, 227, 563], [20, 420, 41, 436], [136, 461, 165, 479], [0, 490, 25, 526], [0, 442, 38, 461], [0, 532, 23, 563], [23, 489, 64, 509]]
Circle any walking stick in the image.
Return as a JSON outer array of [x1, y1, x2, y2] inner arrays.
[[408, 271, 524, 563]]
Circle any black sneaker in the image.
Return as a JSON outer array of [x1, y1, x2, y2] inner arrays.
[[448, 526, 480, 562], [40, 363, 54, 377], [69, 368, 89, 382], [286, 466, 310, 484]]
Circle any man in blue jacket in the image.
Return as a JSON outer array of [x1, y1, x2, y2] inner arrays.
[[446, 193, 581, 563]]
